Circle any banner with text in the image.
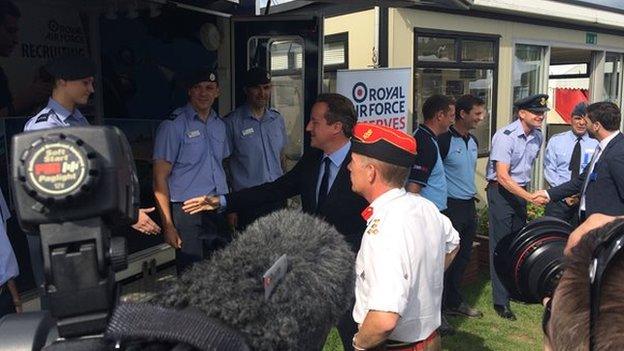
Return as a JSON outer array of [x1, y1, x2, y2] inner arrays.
[[337, 68, 410, 132]]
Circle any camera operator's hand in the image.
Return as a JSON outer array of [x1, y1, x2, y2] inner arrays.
[[564, 213, 622, 255], [132, 207, 161, 235], [164, 224, 183, 249], [182, 195, 221, 214]]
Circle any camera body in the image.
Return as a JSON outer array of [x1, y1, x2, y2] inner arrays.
[[11, 127, 138, 231], [0, 126, 138, 346]]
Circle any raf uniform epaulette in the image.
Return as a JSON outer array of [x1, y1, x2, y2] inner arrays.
[[269, 107, 281, 115], [168, 111, 181, 120], [503, 129, 512, 135], [35, 109, 54, 123]]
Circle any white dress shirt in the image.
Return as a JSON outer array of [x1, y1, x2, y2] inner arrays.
[[353, 188, 459, 342]]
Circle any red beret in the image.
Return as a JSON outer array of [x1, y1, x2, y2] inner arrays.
[[351, 123, 417, 168]]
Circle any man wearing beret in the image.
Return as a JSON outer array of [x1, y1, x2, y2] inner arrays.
[[543, 102, 597, 226], [153, 68, 232, 274], [485, 93, 549, 320], [349, 123, 459, 351], [224, 67, 287, 230]]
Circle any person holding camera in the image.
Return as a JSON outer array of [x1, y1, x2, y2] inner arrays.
[[542, 214, 624, 351]]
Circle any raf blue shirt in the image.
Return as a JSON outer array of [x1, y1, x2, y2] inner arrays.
[[544, 130, 598, 187], [24, 98, 89, 131], [225, 105, 287, 191], [486, 119, 543, 186], [408, 124, 447, 211], [316, 140, 351, 201], [439, 126, 479, 200], [0, 189, 18, 286], [153, 104, 230, 202]]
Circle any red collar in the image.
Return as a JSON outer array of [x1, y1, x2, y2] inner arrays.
[[361, 206, 373, 221]]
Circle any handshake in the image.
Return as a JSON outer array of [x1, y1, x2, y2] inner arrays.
[[529, 190, 550, 206], [181, 195, 222, 214], [528, 190, 580, 207]]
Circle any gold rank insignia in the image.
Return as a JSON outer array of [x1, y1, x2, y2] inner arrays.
[[539, 97, 546, 106], [366, 218, 380, 235], [363, 128, 373, 140]]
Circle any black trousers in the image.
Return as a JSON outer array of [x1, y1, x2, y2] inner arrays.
[[235, 199, 286, 231], [442, 198, 477, 309], [0, 284, 15, 318], [486, 183, 527, 306], [171, 203, 232, 275], [337, 299, 358, 351], [544, 199, 579, 227]]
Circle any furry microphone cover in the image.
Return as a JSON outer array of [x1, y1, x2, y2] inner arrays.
[[151, 209, 356, 350]]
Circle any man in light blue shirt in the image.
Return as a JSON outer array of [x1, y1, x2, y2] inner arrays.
[[0, 188, 20, 317], [225, 68, 287, 229], [153, 68, 231, 273], [544, 102, 598, 225], [485, 94, 548, 321], [439, 95, 485, 329]]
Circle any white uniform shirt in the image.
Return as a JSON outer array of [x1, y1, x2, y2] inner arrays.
[[353, 188, 459, 342]]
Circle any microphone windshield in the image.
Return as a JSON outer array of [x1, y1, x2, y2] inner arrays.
[[151, 209, 355, 350]]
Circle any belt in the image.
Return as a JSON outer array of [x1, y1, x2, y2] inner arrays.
[[386, 331, 438, 350], [487, 180, 527, 190]]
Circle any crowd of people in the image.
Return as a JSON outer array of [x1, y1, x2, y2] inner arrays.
[[1, 52, 624, 350]]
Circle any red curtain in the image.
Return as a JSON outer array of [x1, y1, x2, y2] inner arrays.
[[554, 88, 589, 124]]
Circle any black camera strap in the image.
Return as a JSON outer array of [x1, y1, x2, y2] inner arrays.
[[105, 303, 250, 351]]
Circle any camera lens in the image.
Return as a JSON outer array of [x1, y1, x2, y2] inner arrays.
[[494, 216, 571, 303]]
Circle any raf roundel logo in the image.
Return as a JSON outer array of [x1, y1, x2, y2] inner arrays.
[[352, 82, 367, 103]]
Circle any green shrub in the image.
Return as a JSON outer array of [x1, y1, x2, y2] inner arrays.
[[475, 203, 545, 236]]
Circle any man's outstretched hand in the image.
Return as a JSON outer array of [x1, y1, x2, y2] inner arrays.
[[182, 195, 221, 214], [132, 207, 161, 235]]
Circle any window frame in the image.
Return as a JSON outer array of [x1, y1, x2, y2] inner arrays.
[[323, 32, 349, 72], [414, 28, 500, 156], [548, 61, 591, 79]]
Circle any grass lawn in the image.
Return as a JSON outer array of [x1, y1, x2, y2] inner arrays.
[[322, 273, 544, 351]]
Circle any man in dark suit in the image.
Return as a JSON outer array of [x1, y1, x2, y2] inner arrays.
[[536, 102, 624, 220], [182, 93, 367, 349]]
